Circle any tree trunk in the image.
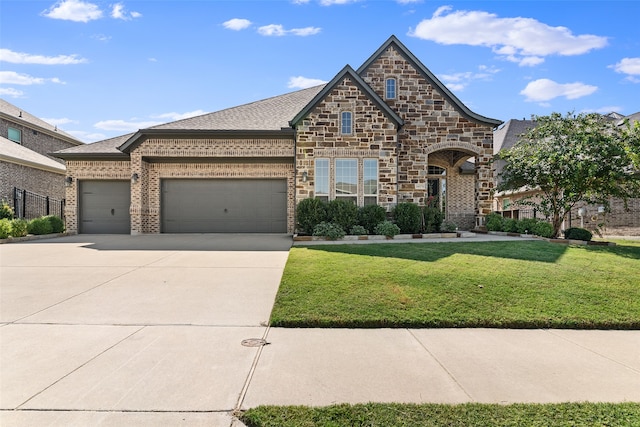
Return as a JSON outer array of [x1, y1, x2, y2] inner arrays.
[[552, 213, 563, 238]]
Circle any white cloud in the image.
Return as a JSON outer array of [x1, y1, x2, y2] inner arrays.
[[42, 0, 103, 22], [410, 7, 608, 66], [92, 34, 111, 42], [520, 78, 597, 102], [68, 130, 105, 143], [610, 57, 640, 83], [580, 106, 624, 115], [0, 88, 24, 98], [0, 71, 65, 85], [396, 0, 422, 4], [94, 119, 162, 132], [111, 3, 141, 20], [223, 18, 252, 31], [320, 0, 358, 4], [0, 48, 87, 65], [258, 24, 321, 36], [42, 117, 78, 127], [152, 110, 207, 121], [288, 76, 328, 89], [438, 65, 500, 91]]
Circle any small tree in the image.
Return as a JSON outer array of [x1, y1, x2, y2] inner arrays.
[[497, 113, 640, 237]]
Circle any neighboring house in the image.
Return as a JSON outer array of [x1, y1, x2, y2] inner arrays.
[[0, 99, 83, 216], [54, 35, 501, 235], [493, 114, 640, 236]]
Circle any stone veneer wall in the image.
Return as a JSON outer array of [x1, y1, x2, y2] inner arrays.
[[359, 45, 495, 226], [295, 76, 399, 212], [63, 160, 131, 233]]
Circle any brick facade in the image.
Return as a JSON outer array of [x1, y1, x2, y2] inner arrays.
[[0, 119, 76, 164]]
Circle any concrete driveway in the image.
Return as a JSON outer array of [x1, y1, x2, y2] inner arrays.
[[1, 234, 291, 427]]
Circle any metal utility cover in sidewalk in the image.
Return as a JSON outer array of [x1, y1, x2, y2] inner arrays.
[[161, 178, 287, 233]]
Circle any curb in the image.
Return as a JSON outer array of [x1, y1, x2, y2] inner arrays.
[[0, 232, 71, 244], [293, 232, 460, 242]]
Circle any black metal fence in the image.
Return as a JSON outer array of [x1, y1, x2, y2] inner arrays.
[[13, 188, 65, 220]]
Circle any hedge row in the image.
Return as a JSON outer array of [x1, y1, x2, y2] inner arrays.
[[485, 213, 555, 238], [0, 215, 65, 239], [297, 199, 454, 239]]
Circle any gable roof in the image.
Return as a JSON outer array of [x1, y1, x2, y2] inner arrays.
[[493, 119, 537, 154], [357, 35, 502, 127], [1, 136, 66, 173], [0, 98, 83, 146], [290, 65, 404, 128], [118, 85, 325, 153], [53, 133, 132, 160]]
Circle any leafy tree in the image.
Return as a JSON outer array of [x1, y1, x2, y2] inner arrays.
[[496, 112, 640, 238]]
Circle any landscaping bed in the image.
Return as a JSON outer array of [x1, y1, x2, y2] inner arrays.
[[241, 402, 640, 427], [270, 240, 640, 329]]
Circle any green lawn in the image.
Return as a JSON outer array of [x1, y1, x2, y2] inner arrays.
[[270, 240, 640, 329], [241, 402, 640, 427]]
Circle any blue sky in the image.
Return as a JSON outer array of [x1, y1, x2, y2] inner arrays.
[[1, 0, 639, 143]]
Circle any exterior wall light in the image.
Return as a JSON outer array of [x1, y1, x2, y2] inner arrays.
[[131, 173, 139, 184], [301, 171, 308, 182], [65, 176, 73, 187]]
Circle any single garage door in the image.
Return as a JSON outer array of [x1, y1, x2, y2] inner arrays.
[[161, 179, 287, 233], [79, 180, 131, 234]]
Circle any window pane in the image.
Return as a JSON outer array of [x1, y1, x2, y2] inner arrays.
[[363, 159, 377, 195], [8, 127, 21, 143], [315, 159, 329, 195], [341, 111, 352, 135], [335, 159, 357, 196], [428, 165, 446, 176], [386, 78, 396, 99]]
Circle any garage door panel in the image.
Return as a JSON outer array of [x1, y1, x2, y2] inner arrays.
[[80, 181, 130, 234], [161, 179, 287, 233]]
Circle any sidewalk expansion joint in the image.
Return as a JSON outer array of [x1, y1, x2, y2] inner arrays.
[[234, 325, 271, 412]]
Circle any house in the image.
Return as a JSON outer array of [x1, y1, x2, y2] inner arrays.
[[493, 115, 640, 236], [54, 35, 502, 235], [0, 99, 83, 217]]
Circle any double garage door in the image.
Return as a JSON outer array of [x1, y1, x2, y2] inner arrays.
[[79, 179, 287, 234]]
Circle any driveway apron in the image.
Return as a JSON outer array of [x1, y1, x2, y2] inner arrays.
[[1, 234, 290, 426]]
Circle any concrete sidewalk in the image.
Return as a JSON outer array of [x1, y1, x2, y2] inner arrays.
[[1, 234, 639, 427]]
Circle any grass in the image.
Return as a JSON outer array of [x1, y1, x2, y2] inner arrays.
[[270, 240, 640, 329], [241, 402, 640, 427]]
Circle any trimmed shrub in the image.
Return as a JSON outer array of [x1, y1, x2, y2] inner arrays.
[[374, 220, 400, 237], [27, 217, 53, 235], [349, 225, 368, 235], [358, 204, 387, 234], [423, 197, 444, 233], [10, 219, 28, 237], [0, 219, 11, 239], [327, 199, 358, 233], [564, 227, 593, 241], [313, 222, 346, 240], [441, 221, 457, 232], [533, 221, 554, 238], [516, 218, 538, 234], [296, 198, 328, 235], [503, 218, 518, 233], [45, 215, 65, 233], [393, 202, 422, 234], [485, 213, 504, 231], [0, 200, 14, 220]]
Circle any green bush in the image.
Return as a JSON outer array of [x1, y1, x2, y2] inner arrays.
[[296, 198, 328, 235], [0, 218, 11, 239], [503, 218, 518, 233], [313, 222, 346, 240], [564, 227, 593, 241], [358, 204, 387, 234], [27, 217, 53, 235], [485, 213, 504, 231], [0, 200, 14, 220], [441, 220, 457, 232], [533, 221, 554, 238], [423, 198, 444, 233], [374, 220, 400, 237], [45, 215, 65, 233], [393, 202, 422, 234], [516, 218, 538, 234], [10, 219, 28, 237], [349, 225, 368, 235], [327, 199, 358, 233]]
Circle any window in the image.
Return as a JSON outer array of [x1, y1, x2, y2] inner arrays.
[[427, 166, 446, 212], [315, 158, 329, 202], [8, 127, 21, 144], [503, 198, 511, 210], [385, 78, 396, 99], [363, 159, 378, 205], [335, 159, 357, 204], [341, 111, 352, 135]]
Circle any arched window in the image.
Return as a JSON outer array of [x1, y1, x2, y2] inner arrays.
[[341, 111, 352, 135]]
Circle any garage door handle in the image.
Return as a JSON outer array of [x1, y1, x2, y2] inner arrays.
[[111, 208, 115, 215], [224, 208, 228, 213]]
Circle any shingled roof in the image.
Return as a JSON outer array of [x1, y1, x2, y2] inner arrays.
[[1, 136, 66, 173], [54, 134, 132, 159]]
